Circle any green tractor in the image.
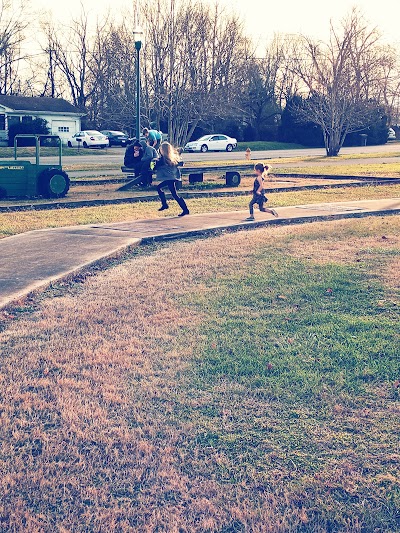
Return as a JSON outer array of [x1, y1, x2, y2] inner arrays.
[[0, 134, 70, 199]]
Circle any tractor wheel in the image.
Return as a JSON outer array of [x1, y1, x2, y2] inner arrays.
[[38, 168, 70, 198]]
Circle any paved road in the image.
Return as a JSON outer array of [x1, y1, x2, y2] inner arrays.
[[1, 197, 399, 309], [3, 143, 398, 167], [68, 143, 400, 165], [182, 144, 400, 163]]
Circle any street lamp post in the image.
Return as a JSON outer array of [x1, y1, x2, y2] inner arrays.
[[133, 26, 144, 141]]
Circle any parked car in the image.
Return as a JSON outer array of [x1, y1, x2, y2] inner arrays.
[[127, 135, 147, 145], [184, 134, 237, 153], [101, 130, 129, 147], [67, 131, 109, 149], [388, 127, 396, 141]]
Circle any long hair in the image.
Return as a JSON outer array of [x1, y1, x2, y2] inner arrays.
[[160, 142, 180, 166], [254, 162, 271, 179]]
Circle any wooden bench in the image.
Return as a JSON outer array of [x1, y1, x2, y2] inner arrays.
[[181, 164, 253, 187], [119, 163, 253, 191]]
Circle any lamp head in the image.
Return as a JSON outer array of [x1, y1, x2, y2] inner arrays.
[[133, 26, 144, 50]]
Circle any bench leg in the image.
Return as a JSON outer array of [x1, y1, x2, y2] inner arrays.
[[225, 171, 241, 187], [117, 175, 144, 191]]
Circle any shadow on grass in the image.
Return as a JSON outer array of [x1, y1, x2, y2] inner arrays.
[[178, 248, 400, 531]]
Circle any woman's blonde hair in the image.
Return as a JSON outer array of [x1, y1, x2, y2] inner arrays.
[[160, 142, 180, 166]]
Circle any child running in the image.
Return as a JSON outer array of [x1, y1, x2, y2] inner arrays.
[[155, 142, 190, 217], [246, 163, 278, 221]]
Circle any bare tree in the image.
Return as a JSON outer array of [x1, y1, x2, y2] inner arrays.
[[291, 9, 396, 156], [13, 1, 398, 148], [90, 19, 138, 132], [142, 0, 250, 146], [41, 8, 96, 111], [38, 30, 60, 98], [0, 0, 29, 94], [238, 39, 288, 139]]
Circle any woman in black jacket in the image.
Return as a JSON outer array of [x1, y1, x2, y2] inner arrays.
[[155, 142, 189, 217], [123, 140, 144, 178]]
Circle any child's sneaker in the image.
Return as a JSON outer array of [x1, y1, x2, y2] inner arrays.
[[245, 215, 255, 221], [271, 209, 278, 217]]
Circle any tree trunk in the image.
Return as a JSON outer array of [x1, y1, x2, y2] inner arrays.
[[325, 129, 341, 156], [326, 145, 340, 157]]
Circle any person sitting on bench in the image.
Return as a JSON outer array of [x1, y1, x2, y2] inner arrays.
[[124, 140, 144, 178], [138, 140, 159, 186]]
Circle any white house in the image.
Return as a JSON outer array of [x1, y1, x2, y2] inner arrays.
[[0, 95, 85, 146]]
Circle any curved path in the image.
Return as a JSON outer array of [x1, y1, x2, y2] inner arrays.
[[1, 198, 400, 309]]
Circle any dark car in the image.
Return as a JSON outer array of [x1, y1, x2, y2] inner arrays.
[[128, 135, 147, 143], [101, 130, 129, 147]]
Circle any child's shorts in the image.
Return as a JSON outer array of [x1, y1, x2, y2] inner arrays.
[[251, 193, 267, 205]]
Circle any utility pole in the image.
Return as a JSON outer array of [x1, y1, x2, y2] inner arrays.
[[133, 0, 144, 140]]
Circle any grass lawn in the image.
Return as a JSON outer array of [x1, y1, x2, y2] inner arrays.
[[277, 163, 400, 177], [236, 141, 306, 151], [1, 216, 399, 531], [64, 156, 400, 177], [270, 150, 400, 164], [1, 183, 400, 239]]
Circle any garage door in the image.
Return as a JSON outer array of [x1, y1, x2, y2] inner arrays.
[[51, 121, 77, 143]]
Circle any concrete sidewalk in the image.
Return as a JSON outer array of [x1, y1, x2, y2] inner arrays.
[[1, 198, 400, 309]]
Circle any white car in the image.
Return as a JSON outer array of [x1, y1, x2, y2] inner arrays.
[[67, 131, 109, 149], [388, 128, 396, 141], [184, 134, 237, 153]]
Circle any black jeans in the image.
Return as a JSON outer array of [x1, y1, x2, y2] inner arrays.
[[157, 180, 188, 211], [249, 193, 266, 215]]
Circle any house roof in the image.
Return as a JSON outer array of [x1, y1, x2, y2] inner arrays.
[[0, 95, 82, 114]]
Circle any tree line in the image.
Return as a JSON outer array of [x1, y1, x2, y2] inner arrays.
[[1, 0, 400, 155]]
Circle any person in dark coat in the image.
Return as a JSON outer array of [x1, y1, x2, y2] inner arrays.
[[137, 140, 159, 186], [124, 140, 144, 178]]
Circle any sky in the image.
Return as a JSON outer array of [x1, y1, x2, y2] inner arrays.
[[29, 0, 400, 49]]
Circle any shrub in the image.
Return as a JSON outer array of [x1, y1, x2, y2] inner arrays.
[[8, 118, 50, 147], [278, 96, 324, 147], [344, 110, 389, 146]]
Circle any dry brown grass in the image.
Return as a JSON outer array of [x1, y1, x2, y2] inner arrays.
[[383, 256, 400, 289], [277, 162, 400, 177], [1, 237, 252, 531], [1, 217, 399, 531], [283, 218, 400, 294], [286, 224, 399, 263]]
